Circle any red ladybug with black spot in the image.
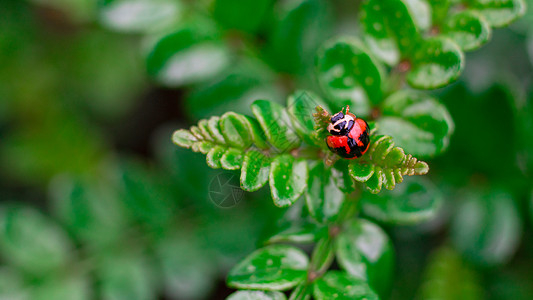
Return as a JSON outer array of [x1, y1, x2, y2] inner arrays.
[[326, 106, 370, 159]]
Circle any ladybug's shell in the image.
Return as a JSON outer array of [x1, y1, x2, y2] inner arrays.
[[326, 118, 370, 159]]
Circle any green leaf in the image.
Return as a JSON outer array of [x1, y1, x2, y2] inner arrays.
[[335, 219, 394, 297], [252, 100, 301, 151], [240, 150, 271, 192], [207, 145, 226, 169], [266, 0, 332, 74], [379, 90, 454, 157], [418, 247, 483, 300], [349, 163, 374, 183], [207, 116, 226, 144], [221, 148, 244, 170], [349, 135, 429, 193], [32, 274, 90, 300], [313, 271, 379, 300], [0, 206, 72, 275], [407, 37, 464, 89], [213, 0, 273, 33], [316, 37, 384, 116], [220, 112, 254, 149], [470, 0, 526, 27], [146, 21, 230, 87], [219, 111, 270, 150], [361, 0, 428, 65], [227, 244, 309, 290], [360, 177, 442, 225], [305, 162, 345, 223], [287, 90, 328, 146], [270, 155, 308, 207], [50, 176, 128, 247], [99, 0, 181, 33], [172, 129, 199, 148], [266, 222, 325, 244], [227, 290, 287, 300], [451, 189, 522, 266], [443, 10, 492, 51]]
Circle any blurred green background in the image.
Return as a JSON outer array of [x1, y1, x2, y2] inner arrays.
[[0, 0, 532, 299]]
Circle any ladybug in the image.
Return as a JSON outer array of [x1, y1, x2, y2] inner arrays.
[[326, 106, 370, 159]]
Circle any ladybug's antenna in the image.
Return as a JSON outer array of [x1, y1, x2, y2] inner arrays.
[[345, 105, 350, 114]]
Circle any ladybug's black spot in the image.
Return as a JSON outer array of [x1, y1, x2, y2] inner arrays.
[[334, 121, 346, 131], [358, 130, 370, 149], [331, 112, 344, 123]]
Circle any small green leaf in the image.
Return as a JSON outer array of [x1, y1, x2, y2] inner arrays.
[[198, 119, 214, 142], [379, 90, 454, 157], [335, 219, 394, 297], [172, 129, 198, 148], [451, 189, 522, 266], [213, 0, 273, 33], [0, 206, 73, 275], [306, 162, 345, 223], [470, 0, 526, 27], [270, 155, 308, 207], [316, 37, 384, 115], [221, 148, 244, 170], [313, 271, 379, 300], [207, 116, 226, 144], [267, 222, 325, 244], [287, 90, 328, 145], [220, 112, 254, 149], [146, 22, 230, 87], [252, 100, 301, 151], [365, 169, 383, 194], [98, 251, 156, 300], [227, 244, 309, 290], [99, 0, 181, 33], [207, 146, 226, 169], [443, 10, 491, 52], [196, 141, 215, 154], [407, 37, 464, 89], [240, 150, 271, 192], [360, 177, 442, 225], [227, 290, 287, 300], [418, 247, 483, 300], [349, 163, 375, 182]]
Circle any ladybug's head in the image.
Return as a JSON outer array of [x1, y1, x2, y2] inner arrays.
[[327, 107, 355, 136]]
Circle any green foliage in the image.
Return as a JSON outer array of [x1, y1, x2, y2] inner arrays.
[[0, 0, 530, 299], [419, 247, 484, 300], [451, 189, 522, 266], [173, 96, 429, 205]]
